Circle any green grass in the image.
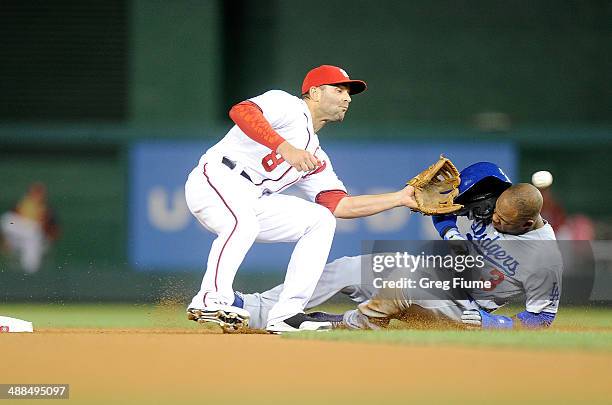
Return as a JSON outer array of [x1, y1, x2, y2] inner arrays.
[[288, 304, 612, 352], [0, 303, 198, 329], [3, 303, 612, 329], [2, 303, 612, 352]]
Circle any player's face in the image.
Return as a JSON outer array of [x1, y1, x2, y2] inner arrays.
[[492, 198, 534, 235], [319, 84, 351, 122], [492, 209, 518, 234]]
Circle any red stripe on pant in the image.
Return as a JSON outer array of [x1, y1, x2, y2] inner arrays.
[[202, 163, 239, 306]]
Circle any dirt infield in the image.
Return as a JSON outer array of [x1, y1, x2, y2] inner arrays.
[[1, 328, 611, 404]]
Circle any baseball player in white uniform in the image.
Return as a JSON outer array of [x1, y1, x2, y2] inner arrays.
[[185, 65, 419, 333], [238, 169, 563, 330], [0, 183, 59, 274]]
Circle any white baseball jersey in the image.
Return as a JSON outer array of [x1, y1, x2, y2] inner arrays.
[[185, 89, 346, 327], [206, 90, 346, 197]]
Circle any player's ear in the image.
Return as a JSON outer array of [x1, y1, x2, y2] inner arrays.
[[309, 86, 321, 101], [523, 219, 535, 231]]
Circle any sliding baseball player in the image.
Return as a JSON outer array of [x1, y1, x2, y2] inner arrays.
[[238, 163, 563, 330]]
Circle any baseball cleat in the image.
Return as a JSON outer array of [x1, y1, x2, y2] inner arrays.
[[266, 313, 332, 334], [187, 305, 250, 333], [306, 311, 345, 329]]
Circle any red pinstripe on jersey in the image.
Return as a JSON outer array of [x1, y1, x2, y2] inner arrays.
[[201, 163, 238, 305]]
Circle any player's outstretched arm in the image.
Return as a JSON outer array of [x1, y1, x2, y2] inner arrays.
[[332, 185, 417, 219], [461, 309, 556, 329]]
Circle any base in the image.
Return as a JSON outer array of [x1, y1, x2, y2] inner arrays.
[[0, 316, 34, 333]]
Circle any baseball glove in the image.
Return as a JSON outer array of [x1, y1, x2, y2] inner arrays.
[[407, 155, 463, 215]]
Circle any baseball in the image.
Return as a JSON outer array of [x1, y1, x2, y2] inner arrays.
[[531, 170, 553, 188]]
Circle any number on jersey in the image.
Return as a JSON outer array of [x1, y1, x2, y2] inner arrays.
[[262, 151, 285, 172]]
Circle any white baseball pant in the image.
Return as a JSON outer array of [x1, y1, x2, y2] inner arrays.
[[184, 154, 337, 325]]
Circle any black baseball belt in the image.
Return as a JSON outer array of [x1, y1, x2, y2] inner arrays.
[[222, 157, 252, 182]]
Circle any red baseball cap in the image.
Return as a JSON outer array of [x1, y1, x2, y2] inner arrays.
[[301, 65, 367, 95]]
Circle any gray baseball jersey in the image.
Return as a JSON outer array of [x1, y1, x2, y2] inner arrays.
[[459, 220, 562, 315]]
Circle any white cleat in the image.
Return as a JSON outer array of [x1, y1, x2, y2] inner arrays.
[[266, 313, 332, 334], [187, 305, 250, 333]]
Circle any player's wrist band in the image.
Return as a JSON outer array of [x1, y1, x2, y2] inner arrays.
[[443, 228, 465, 241], [432, 215, 458, 239]]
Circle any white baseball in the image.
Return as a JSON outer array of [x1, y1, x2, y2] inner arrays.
[[532, 170, 553, 188]]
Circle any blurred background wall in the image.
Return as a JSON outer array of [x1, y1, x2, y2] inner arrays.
[[1, 0, 610, 301]]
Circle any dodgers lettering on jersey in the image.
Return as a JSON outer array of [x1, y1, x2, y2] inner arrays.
[[459, 220, 563, 314], [466, 221, 519, 276], [206, 90, 346, 199]]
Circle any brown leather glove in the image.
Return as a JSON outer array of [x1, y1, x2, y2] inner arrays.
[[407, 155, 463, 215]]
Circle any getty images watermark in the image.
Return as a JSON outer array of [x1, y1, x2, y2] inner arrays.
[[361, 239, 610, 304], [371, 250, 489, 291]]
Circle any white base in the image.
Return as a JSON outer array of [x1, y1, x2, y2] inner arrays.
[[0, 316, 33, 333]]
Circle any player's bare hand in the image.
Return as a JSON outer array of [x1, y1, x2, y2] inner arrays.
[[277, 141, 320, 172], [398, 185, 418, 209]]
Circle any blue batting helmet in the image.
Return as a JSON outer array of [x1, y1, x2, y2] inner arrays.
[[458, 162, 512, 199], [455, 162, 512, 220]]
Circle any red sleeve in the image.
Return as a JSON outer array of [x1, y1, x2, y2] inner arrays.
[[229, 101, 286, 151], [315, 190, 348, 214]]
